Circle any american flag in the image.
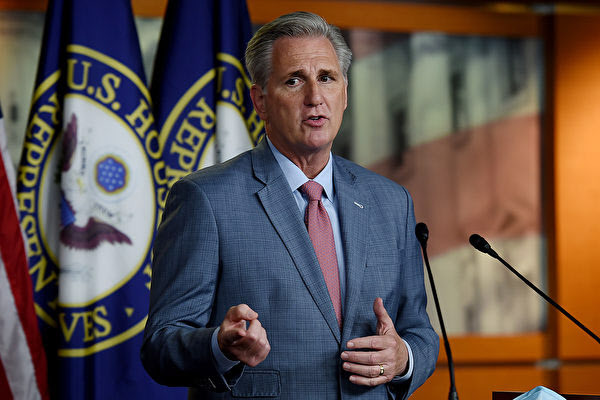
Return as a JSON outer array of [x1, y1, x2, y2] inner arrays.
[[0, 102, 48, 399]]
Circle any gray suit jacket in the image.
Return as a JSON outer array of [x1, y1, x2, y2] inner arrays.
[[141, 140, 438, 399]]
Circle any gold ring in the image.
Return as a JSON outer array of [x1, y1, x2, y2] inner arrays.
[[379, 364, 384, 376]]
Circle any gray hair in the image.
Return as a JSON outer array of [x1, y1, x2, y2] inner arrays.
[[245, 11, 352, 88]]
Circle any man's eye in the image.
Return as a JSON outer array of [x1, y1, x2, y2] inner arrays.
[[320, 75, 333, 82], [286, 78, 301, 86]]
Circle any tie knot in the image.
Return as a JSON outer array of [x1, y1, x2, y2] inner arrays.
[[300, 180, 323, 202]]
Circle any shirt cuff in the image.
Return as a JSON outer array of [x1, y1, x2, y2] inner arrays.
[[391, 339, 414, 382], [210, 327, 240, 374]]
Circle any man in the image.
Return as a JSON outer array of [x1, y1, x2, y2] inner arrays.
[[141, 11, 438, 399]]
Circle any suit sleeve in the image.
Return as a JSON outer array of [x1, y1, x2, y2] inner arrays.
[[140, 177, 243, 391], [388, 186, 439, 399]]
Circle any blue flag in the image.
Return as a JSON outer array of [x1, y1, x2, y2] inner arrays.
[[151, 0, 265, 189], [16, 1, 185, 398]]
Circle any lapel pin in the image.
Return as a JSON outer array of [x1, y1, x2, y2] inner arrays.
[[353, 201, 364, 209]]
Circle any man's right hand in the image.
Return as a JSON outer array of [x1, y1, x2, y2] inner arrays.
[[217, 304, 270, 367]]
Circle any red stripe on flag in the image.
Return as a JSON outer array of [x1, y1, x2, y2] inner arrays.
[[0, 144, 48, 399], [0, 358, 14, 399]]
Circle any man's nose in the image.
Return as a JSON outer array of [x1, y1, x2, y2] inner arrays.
[[304, 80, 323, 106]]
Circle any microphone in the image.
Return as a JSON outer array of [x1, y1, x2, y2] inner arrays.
[[469, 233, 600, 345], [415, 223, 459, 400], [468, 234, 498, 258]]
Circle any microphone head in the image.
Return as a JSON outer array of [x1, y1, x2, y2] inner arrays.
[[415, 222, 429, 246], [469, 234, 492, 254]]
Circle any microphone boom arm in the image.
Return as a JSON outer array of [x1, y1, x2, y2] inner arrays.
[[416, 223, 459, 400], [470, 234, 600, 345]]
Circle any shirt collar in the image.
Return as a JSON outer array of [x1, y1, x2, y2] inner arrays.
[[266, 136, 334, 200]]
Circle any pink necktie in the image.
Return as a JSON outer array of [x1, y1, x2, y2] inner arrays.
[[300, 181, 342, 327]]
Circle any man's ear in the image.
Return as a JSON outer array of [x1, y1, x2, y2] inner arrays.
[[250, 84, 268, 121]]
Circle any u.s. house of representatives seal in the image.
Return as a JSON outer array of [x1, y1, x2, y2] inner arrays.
[[159, 52, 264, 189], [19, 44, 162, 357]]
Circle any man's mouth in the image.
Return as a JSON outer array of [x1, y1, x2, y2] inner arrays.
[[304, 116, 327, 128]]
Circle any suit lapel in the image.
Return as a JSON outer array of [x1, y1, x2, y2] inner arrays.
[[252, 141, 342, 342], [333, 158, 369, 344]]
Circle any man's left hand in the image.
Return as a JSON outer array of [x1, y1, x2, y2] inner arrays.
[[341, 297, 408, 386]]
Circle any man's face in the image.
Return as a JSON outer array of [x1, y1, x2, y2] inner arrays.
[[251, 36, 348, 162]]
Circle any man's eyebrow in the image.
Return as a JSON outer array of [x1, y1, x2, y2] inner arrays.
[[287, 68, 339, 78], [318, 68, 339, 76], [288, 70, 306, 78]]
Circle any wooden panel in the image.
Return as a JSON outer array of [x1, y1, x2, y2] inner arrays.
[[559, 364, 600, 395], [0, 0, 542, 37], [494, 392, 600, 400], [0, 0, 46, 11], [0, 0, 165, 15], [440, 333, 547, 364], [553, 14, 600, 360], [247, 0, 541, 37], [130, 0, 166, 17], [412, 365, 551, 400]]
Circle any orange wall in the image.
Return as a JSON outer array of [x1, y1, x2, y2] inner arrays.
[[0, 0, 541, 37], [413, 364, 552, 400], [553, 12, 600, 363]]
